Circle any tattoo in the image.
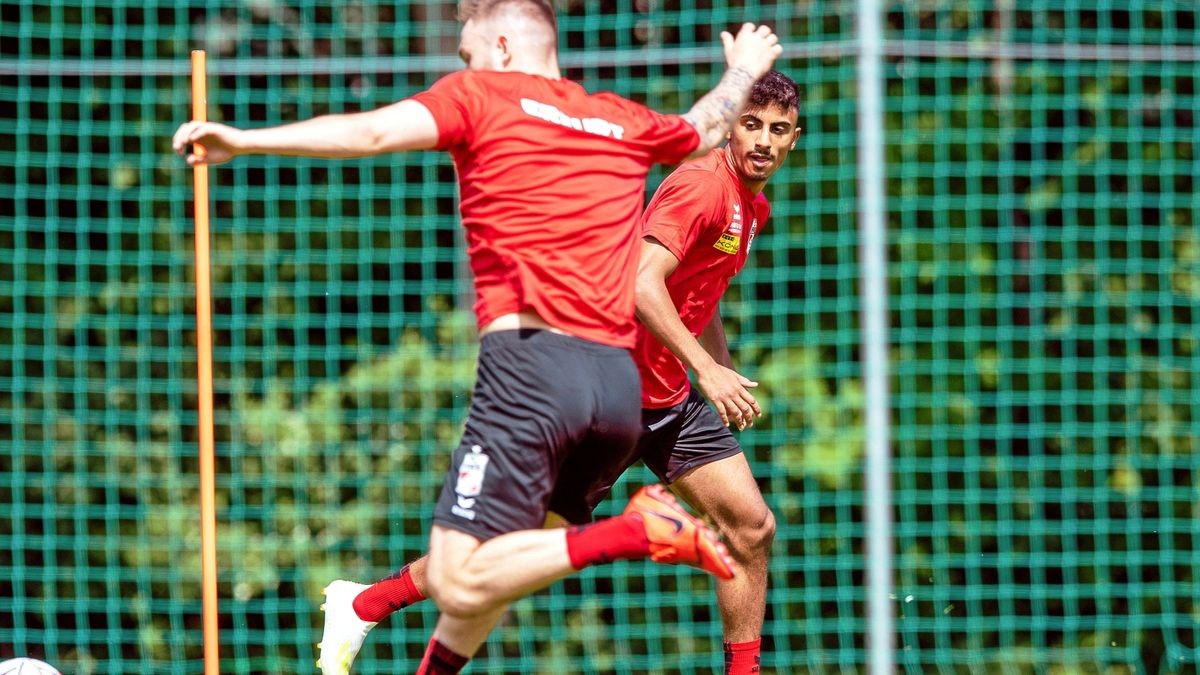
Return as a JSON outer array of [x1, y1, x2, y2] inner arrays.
[[683, 66, 758, 153]]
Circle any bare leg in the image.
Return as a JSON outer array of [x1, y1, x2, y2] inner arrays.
[[424, 525, 578, 656], [319, 513, 581, 675], [405, 554, 429, 596], [670, 453, 775, 642], [363, 511, 567, 610]]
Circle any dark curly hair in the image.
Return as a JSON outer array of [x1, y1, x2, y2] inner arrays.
[[748, 70, 799, 114]]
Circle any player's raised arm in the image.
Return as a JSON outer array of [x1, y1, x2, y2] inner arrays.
[[172, 98, 440, 166], [682, 23, 783, 158]]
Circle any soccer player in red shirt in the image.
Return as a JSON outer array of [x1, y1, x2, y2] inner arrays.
[[172, 1, 782, 673], [321, 70, 801, 674], [629, 69, 801, 674]]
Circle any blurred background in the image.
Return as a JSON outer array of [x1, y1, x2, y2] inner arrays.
[[0, 1, 1197, 673]]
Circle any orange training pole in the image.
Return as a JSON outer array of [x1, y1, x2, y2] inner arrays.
[[190, 49, 221, 675]]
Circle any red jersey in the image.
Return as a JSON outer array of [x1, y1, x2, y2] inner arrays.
[[634, 147, 770, 408], [410, 71, 699, 348]]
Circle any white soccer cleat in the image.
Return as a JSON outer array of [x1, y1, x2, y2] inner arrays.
[[316, 580, 377, 675]]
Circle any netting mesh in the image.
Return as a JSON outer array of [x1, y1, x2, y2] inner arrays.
[[1, 1, 1197, 673]]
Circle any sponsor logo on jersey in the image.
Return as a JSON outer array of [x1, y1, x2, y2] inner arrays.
[[748, 217, 758, 250], [728, 202, 743, 236], [714, 233, 740, 254], [452, 444, 489, 520], [715, 200, 746, 254]]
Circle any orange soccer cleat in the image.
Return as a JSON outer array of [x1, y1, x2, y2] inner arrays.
[[623, 484, 736, 580]]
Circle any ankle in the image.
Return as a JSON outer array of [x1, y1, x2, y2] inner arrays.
[[352, 564, 428, 622], [564, 514, 650, 569]]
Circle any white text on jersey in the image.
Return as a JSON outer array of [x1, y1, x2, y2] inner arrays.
[[520, 98, 625, 140]]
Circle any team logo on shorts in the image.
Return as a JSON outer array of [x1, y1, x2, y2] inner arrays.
[[452, 444, 489, 520]]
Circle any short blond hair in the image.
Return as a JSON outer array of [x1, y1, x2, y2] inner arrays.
[[458, 0, 556, 30]]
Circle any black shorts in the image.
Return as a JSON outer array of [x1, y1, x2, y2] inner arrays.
[[432, 329, 642, 541], [637, 388, 743, 483], [553, 387, 744, 519]]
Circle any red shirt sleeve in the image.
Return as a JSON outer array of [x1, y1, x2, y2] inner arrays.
[[409, 71, 477, 150], [597, 94, 700, 166], [641, 171, 726, 261], [639, 110, 700, 165]]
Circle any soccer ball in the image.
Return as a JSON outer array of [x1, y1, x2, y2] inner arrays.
[[0, 659, 62, 675]]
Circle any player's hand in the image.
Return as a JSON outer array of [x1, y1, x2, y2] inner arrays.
[[720, 23, 782, 80], [695, 362, 762, 431], [172, 121, 245, 166]]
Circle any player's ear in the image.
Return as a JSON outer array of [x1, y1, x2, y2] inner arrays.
[[496, 35, 512, 67]]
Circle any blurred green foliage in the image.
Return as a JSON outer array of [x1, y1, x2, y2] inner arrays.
[[1, 1, 1197, 673]]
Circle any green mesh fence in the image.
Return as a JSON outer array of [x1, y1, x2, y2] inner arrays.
[[1, 1, 1197, 673]]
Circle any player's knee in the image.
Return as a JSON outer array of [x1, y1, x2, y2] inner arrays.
[[427, 572, 496, 618], [426, 526, 499, 616], [727, 505, 776, 563]]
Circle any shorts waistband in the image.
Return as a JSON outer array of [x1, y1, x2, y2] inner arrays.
[[480, 328, 630, 357]]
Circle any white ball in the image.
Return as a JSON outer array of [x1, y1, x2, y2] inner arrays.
[[0, 659, 62, 675]]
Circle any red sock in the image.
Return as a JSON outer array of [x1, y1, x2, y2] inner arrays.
[[724, 638, 762, 674], [352, 564, 428, 622], [564, 514, 651, 569], [416, 637, 470, 674]]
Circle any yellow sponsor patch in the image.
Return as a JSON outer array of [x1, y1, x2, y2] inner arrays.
[[713, 233, 740, 254]]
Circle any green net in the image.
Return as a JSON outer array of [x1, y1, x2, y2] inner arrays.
[[1, 1, 1197, 673]]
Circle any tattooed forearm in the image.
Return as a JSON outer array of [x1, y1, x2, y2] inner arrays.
[[682, 66, 758, 156]]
